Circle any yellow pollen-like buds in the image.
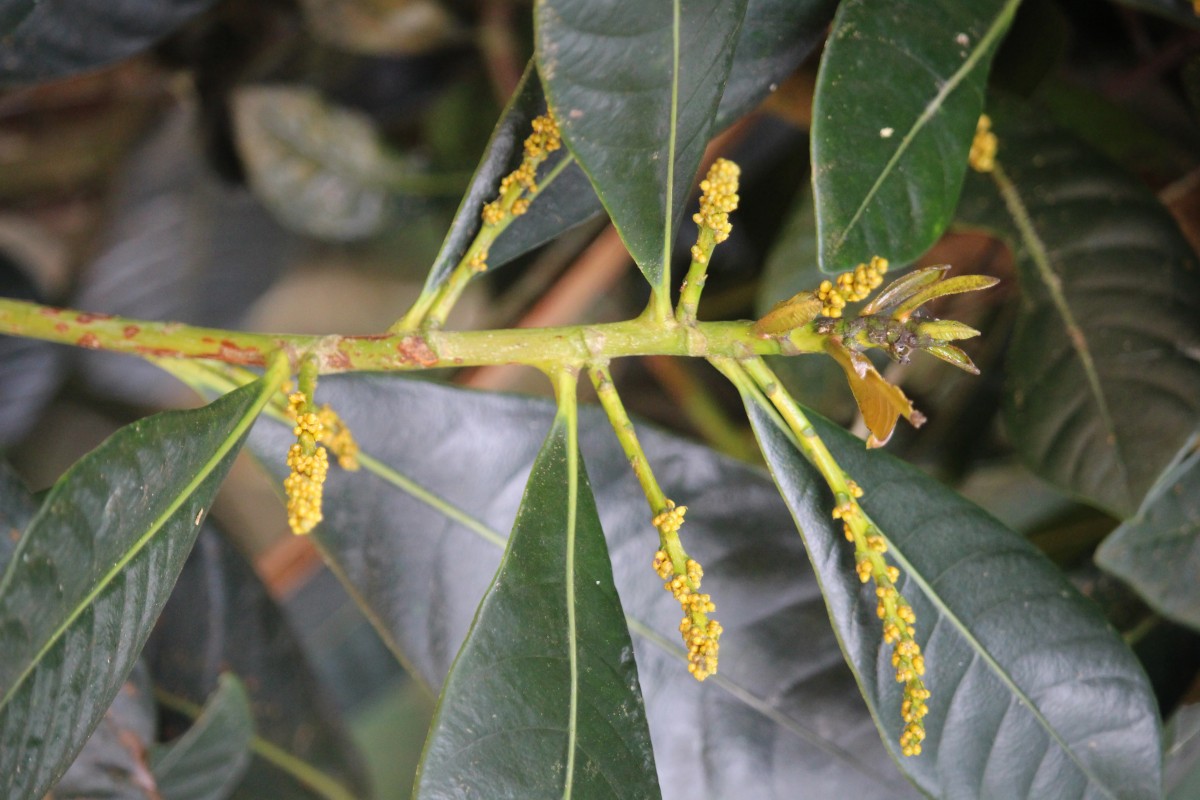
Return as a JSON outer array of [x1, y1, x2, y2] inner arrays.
[[816, 256, 889, 317], [689, 158, 741, 266], [284, 439, 328, 536], [968, 114, 997, 173], [316, 405, 360, 470], [650, 500, 720, 681]]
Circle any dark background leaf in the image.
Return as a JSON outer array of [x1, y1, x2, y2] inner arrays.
[[0, 459, 37, 569], [0, 380, 265, 800], [54, 661, 159, 800], [957, 96, 1200, 518], [247, 376, 918, 800], [0, 0, 217, 86], [415, 416, 660, 799], [535, 0, 749, 286], [150, 673, 253, 800], [0, 253, 65, 448], [744, 396, 1162, 798], [1096, 451, 1200, 632], [812, 0, 1018, 273], [145, 525, 370, 800]]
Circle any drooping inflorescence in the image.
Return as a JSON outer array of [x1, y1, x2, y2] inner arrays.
[[284, 391, 329, 535], [282, 383, 360, 535], [651, 501, 722, 681], [816, 256, 889, 318], [968, 114, 997, 173], [834, 481, 930, 756]]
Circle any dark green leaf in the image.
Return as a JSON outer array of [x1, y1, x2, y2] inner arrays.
[[150, 674, 253, 800], [0, 375, 277, 800], [246, 376, 917, 799], [426, 1, 837, 292], [1166, 703, 1200, 799], [414, 411, 660, 798], [536, 0, 749, 286], [54, 662, 158, 800], [232, 86, 448, 242], [1096, 452, 1200, 631], [812, 0, 1019, 273], [957, 97, 1200, 518], [0, 461, 37, 570], [0, 0, 216, 86], [146, 526, 369, 800], [742, 392, 1162, 798]]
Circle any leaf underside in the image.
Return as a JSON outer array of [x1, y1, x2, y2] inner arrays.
[[957, 96, 1200, 518], [742, 394, 1162, 800], [150, 673, 254, 800], [247, 376, 915, 800]]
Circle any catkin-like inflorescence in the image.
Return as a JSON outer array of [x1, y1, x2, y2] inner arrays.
[[968, 114, 997, 173], [316, 404, 361, 470], [689, 158, 741, 264], [477, 113, 563, 253], [284, 392, 329, 535], [834, 484, 931, 756], [816, 256, 889, 318], [651, 500, 722, 681]]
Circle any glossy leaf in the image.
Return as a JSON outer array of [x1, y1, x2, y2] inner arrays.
[[536, 0, 748, 286], [145, 526, 369, 800], [246, 376, 917, 800], [741, 392, 1162, 798], [232, 86, 437, 241], [956, 98, 1200, 518], [426, 0, 836, 292], [0, 374, 278, 800], [150, 674, 253, 800], [812, 0, 1019, 273], [1096, 452, 1200, 632], [0, 0, 216, 86], [54, 662, 158, 800], [414, 411, 660, 798], [0, 461, 37, 570]]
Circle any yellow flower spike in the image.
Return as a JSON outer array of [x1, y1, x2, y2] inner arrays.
[[649, 498, 721, 681], [969, 114, 998, 173]]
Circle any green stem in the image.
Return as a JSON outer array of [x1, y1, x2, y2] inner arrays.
[[0, 297, 828, 374], [588, 366, 668, 513], [153, 687, 358, 800], [676, 228, 715, 324]]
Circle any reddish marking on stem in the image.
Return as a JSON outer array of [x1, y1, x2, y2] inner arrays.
[[134, 346, 185, 357], [78, 333, 101, 349], [344, 333, 391, 341], [326, 349, 353, 370], [123, 325, 140, 338], [75, 312, 113, 324], [217, 339, 265, 366], [397, 336, 438, 367], [54, 322, 69, 333], [38, 307, 61, 316]]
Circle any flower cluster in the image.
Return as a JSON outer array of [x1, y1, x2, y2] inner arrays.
[[690, 158, 741, 265], [968, 114, 997, 173], [651, 501, 722, 681], [284, 392, 329, 535], [816, 256, 889, 318], [480, 113, 562, 232], [316, 405, 361, 470], [835, 481, 930, 756]]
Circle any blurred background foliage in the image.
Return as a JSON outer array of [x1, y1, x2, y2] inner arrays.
[[2, 0, 1200, 797]]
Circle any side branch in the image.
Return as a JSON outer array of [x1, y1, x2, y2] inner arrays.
[[0, 297, 827, 374]]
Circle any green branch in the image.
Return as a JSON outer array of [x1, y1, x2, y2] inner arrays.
[[0, 297, 827, 374]]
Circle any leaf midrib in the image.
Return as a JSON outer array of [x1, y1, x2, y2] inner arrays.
[[822, 0, 1021, 262], [0, 363, 282, 712]]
